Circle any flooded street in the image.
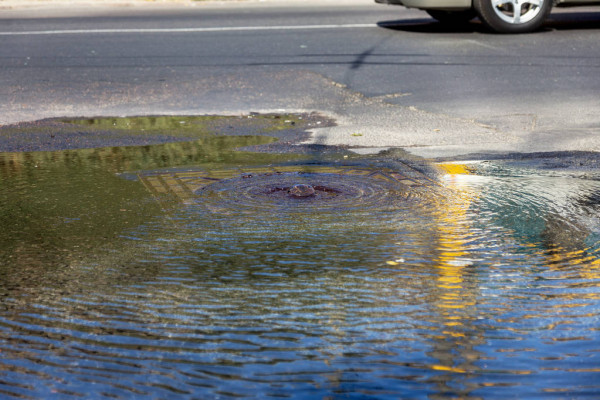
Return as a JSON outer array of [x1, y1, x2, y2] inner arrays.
[[0, 117, 599, 399], [2, 0, 599, 396]]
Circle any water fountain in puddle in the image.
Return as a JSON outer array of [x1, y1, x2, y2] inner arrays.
[[0, 116, 599, 399]]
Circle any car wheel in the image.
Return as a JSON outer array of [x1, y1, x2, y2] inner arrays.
[[474, 0, 553, 33], [426, 9, 477, 26]]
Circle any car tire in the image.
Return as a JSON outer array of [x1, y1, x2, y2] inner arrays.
[[426, 9, 477, 26], [474, 0, 553, 33]]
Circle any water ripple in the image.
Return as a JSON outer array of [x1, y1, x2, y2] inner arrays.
[[2, 160, 600, 398]]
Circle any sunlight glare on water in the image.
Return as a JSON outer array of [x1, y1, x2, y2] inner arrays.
[[0, 133, 599, 399]]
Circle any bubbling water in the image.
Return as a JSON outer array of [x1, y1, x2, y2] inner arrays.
[[287, 184, 316, 198], [193, 171, 427, 212]]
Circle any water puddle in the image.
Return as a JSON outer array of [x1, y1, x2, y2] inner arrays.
[[1, 116, 600, 399]]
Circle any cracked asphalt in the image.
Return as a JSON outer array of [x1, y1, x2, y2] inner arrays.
[[0, 0, 599, 158]]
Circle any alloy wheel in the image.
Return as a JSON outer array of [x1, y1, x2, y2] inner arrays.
[[491, 0, 545, 25]]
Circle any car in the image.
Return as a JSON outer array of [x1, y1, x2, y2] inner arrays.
[[375, 0, 600, 33]]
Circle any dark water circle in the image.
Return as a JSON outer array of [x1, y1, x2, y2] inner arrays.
[[194, 172, 417, 212]]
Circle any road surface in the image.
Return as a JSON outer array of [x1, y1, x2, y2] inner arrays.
[[1, 0, 599, 157]]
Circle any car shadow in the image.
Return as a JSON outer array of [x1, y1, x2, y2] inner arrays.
[[543, 11, 600, 31], [378, 19, 485, 34], [378, 11, 600, 34]]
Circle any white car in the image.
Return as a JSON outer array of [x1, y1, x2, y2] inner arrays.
[[375, 0, 599, 33]]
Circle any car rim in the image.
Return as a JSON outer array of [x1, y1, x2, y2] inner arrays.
[[491, 0, 544, 24]]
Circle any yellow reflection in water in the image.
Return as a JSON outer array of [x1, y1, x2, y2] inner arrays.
[[416, 163, 484, 383], [431, 364, 467, 374], [434, 163, 479, 312]]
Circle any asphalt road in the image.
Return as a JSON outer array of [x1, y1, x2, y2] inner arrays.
[[1, 0, 599, 158]]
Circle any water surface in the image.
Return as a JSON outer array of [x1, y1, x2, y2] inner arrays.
[[1, 119, 599, 399]]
